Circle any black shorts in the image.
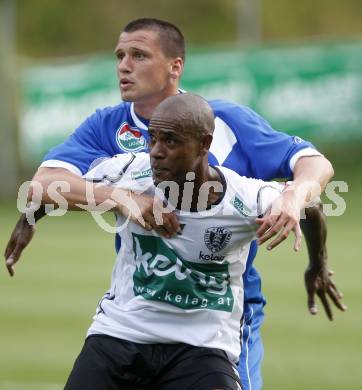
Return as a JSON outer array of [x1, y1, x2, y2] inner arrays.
[[64, 335, 242, 390]]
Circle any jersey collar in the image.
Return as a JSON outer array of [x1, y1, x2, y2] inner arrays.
[[130, 103, 148, 131]]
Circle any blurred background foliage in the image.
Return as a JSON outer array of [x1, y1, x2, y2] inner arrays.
[[16, 0, 362, 58]]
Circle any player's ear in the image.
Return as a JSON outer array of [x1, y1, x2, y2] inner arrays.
[[199, 134, 213, 155], [169, 57, 183, 79]]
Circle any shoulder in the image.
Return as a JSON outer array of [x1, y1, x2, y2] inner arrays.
[[208, 99, 259, 122], [219, 166, 282, 216], [108, 152, 149, 170], [220, 166, 263, 193], [84, 152, 150, 182], [80, 102, 132, 140], [207, 99, 270, 140], [90, 101, 131, 122]]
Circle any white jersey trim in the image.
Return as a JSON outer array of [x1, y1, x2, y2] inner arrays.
[[39, 160, 82, 176], [289, 148, 322, 172], [210, 117, 237, 165], [130, 103, 148, 131]]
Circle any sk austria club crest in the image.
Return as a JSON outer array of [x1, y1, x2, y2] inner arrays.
[[204, 227, 232, 253], [116, 122, 147, 152]]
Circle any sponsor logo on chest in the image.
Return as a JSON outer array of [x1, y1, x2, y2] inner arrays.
[[131, 233, 234, 311], [116, 122, 147, 152]]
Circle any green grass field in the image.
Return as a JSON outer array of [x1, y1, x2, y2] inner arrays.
[[0, 169, 361, 389]]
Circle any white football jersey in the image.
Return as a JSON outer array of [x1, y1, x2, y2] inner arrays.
[[84, 152, 282, 362]]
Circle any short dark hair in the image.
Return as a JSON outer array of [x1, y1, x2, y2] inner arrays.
[[123, 18, 185, 61]]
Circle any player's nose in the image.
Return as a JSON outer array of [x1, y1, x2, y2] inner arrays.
[[150, 140, 167, 159], [118, 54, 132, 73]]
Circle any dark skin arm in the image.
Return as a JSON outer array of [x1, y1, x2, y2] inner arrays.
[[4, 167, 180, 276], [4, 206, 46, 276], [4, 195, 177, 276], [301, 204, 347, 320]]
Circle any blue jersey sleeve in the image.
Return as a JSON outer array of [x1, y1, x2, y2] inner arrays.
[[43, 109, 111, 175], [212, 100, 316, 180]]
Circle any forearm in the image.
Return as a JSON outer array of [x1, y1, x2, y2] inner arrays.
[[27, 167, 123, 211], [22, 203, 51, 225], [33, 204, 47, 221], [287, 155, 334, 207], [301, 201, 346, 318], [300, 204, 327, 271]]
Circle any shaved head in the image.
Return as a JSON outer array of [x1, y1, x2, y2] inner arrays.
[[149, 93, 217, 191], [149, 93, 215, 139]]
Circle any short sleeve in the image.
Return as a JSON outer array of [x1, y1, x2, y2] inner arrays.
[[211, 100, 317, 180], [42, 109, 110, 175], [84, 152, 152, 192]]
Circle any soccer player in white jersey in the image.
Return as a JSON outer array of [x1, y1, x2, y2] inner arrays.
[[5, 18, 346, 390], [65, 93, 287, 389]]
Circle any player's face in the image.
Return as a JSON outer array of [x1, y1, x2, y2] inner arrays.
[[114, 30, 182, 116], [149, 125, 203, 186]]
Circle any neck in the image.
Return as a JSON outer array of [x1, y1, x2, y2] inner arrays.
[[175, 164, 223, 212], [133, 85, 180, 119]]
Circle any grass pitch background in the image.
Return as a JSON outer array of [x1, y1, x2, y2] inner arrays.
[[0, 167, 361, 389]]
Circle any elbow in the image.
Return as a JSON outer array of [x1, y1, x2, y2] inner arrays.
[[26, 167, 58, 204], [26, 185, 34, 203], [317, 156, 334, 192], [26, 170, 46, 204], [324, 157, 334, 182]]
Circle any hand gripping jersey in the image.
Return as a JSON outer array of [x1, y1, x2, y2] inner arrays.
[[84, 152, 283, 362]]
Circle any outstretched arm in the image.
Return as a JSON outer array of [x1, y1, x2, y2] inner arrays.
[[301, 204, 347, 320], [29, 167, 179, 233], [4, 167, 180, 276], [256, 155, 334, 250]]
